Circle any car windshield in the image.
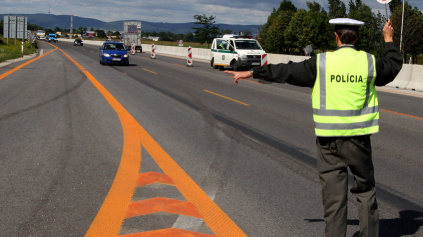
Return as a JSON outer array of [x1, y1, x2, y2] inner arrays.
[[235, 40, 262, 50], [103, 44, 126, 50]]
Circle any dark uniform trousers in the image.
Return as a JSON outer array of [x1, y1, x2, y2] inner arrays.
[[316, 135, 379, 237]]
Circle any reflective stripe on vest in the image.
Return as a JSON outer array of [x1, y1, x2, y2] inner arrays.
[[312, 49, 379, 137]]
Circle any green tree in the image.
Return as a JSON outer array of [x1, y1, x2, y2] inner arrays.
[[306, 2, 333, 52], [389, 0, 402, 14], [264, 10, 295, 54], [0, 20, 3, 35], [349, 3, 384, 55], [328, 0, 347, 18], [45, 28, 54, 35], [220, 29, 233, 35], [285, 9, 325, 54], [348, 0, 362, 12], [90, 27, 95, 31], [391, 2, 423, 62], [183, 32, 194, 42], [243, 30, 252, 36], [258, 0, 297, 53], [279, 0, 297, 12], [95, 30, 106, 38], [27, 22, 43, 31], [54, 26, 62, 33], [192, 14, 219, 48]]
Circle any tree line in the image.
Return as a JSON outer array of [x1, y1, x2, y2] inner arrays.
[[0, 20, 244, 44], [258, 0, 423, 63]]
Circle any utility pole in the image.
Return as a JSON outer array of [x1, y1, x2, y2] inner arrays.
[[70, 14, 73, 39], [399, 0, 405, 53]]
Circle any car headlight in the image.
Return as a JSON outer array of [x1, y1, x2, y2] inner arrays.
[[123, 54, 129, 58], [239, 54, 247, 59], [103, 53, 110, 57]]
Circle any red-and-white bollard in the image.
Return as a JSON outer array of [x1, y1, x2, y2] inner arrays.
[[187, 46, 193, 67], [261, 53, 268, 66], [131, 43, 135, 55], [151, 44, 156, 59]]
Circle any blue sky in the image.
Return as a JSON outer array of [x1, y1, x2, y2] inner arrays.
[[1, 0, 422, 25]]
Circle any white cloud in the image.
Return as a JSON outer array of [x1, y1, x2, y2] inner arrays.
[[1, 0, 422, 25]]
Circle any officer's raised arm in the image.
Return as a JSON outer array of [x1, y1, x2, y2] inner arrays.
[[374, 19, 403, 86]]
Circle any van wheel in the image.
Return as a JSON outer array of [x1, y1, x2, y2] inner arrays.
[[231, 61, 239, 71], [211, 58, 218, 69]]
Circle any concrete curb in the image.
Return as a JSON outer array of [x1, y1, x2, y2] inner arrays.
[[0, 52, 38, 68]]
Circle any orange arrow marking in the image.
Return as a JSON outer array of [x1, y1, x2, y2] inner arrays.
[[137, 172, 175, 187], [126, 197, 203, 219], [119, 228, 216, 237]]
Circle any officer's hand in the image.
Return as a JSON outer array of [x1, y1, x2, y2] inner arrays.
[[225, 70, 252, 84], [383, 19, 394, 43]]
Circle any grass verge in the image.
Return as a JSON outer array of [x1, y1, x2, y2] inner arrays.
[[0, 35, 38, 63]]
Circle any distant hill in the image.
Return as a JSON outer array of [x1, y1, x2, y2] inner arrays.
[[0, 13, 262, 35]]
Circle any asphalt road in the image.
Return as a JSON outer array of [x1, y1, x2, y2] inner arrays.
[[0, 41, 422, 237]]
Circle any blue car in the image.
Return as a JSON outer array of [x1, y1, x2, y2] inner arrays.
[[99, 42, 129, 65]]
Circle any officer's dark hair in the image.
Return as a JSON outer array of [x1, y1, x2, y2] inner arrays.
[[335, 29, 359, 44]]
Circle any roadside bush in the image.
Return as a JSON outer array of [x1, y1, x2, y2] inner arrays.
[[0, 39, 37, 63]]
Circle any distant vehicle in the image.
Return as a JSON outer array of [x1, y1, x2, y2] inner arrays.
[[36, 30, 45, 39], [47, 33, 57, 43], [39, 36, 45, 41], [210, 34, 265, 71], [99, 42, 129, 66], [83, 31, 96, 38], [74, 39, 83, 46], [123, 21, 142, 53]]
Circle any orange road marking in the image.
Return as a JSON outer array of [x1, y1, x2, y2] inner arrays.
[[137, 172, 174, 187], [0, 48, 57, 81], [173, 63, 188, 67], [204, 90, 250, 106], [119, 228, 216, 237], [55, 46, 142, 237], [51, 45, 246, 237], [135, 122, 247, 237], [142, 68, 158, 74], [380, 109, 423, 120], [126, 197, 203, 218]]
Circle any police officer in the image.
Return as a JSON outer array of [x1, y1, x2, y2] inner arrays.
[[219, 41, 227, 50], [226, 18, 402, 237]]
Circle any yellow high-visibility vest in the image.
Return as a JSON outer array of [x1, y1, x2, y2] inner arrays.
[[312, 48, 379, 137]]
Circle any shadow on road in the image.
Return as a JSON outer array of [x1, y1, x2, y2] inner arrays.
[[304, 210, 423, 236]]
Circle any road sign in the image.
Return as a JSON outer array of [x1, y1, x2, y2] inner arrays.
[[187, 46, 193, 67], [179, 40, 183, 47], [377, 0, 392, 20], [304, 45, 313, 56], [261, 54, 268, 66], [131, 43, 135, 55], [151, 44, 156, 59]]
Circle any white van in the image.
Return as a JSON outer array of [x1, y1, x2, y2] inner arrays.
[[210, 35, 265, 71]]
